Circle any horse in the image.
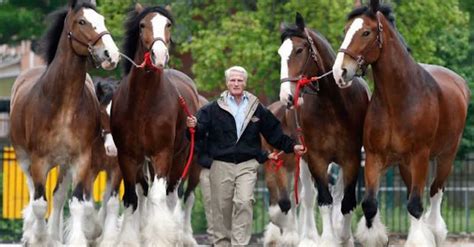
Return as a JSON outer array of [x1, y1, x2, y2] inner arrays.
[[332, 0, 470, 246], [110, 3, 199, 245], [278, 13, 370, 246], [9, 0, 120, 245], [90, 79, 122, 246]]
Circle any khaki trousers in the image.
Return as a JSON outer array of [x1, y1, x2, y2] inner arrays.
[[199, 168, 214, 239], [210, 159, 259, 247]]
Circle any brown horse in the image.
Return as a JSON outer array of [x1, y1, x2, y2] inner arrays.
[[111, 3, 199, 245], [333, 0, 470, 246], [278, 13, 369, 246], [9, 0, 120, 245]]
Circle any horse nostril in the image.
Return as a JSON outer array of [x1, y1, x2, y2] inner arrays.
[[104, 50, 110, 58], [341, 68, 347, 78]]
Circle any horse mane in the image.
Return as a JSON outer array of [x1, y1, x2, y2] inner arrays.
[[122, 6, 174, 74], [38, 3, 97, 65], [347, 4, 411, 52]]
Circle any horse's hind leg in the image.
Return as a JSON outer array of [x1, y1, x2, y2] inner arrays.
[[355, 152, 388, 247], [405, 148, 436, 246], [423, 152, 454, 246], [99, 167, 122, 247], [297, 158, 318, 246], [48, 166, 72, 243], [66, 153, 102, 245]]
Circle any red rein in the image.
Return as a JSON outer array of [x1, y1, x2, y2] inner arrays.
[[138, 52, 161, 72]]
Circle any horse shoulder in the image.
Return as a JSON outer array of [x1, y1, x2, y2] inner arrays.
[[11, 66, 46, 112]]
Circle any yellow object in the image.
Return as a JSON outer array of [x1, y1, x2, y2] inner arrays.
[[2, 146, 123, 219]]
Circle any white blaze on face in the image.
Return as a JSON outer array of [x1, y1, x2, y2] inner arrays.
[[278, 39, 293, 104], [333, 18, 364, 86], [150, 13, 170, 67], [83, 9, 120, 67]]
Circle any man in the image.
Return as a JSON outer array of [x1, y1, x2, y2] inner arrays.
[[187, 66, 305, 247]]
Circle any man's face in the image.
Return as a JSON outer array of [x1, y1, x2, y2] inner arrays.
[[226, 71, 246, 97]]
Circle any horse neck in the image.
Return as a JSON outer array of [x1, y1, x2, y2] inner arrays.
[[41, 32, 88, 105], [371, 22, 420, 101], [307, 31, 342, 98], [128, 46, 167, 98]]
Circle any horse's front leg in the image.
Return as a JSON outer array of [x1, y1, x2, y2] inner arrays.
[[20, 155, 52, 245], [141, 149, 182, 246], [332, 155, 360, 247], [98, 165, 122, 247], [405, 148, 436, 246], [297, 158, 319, 246], [306, 156, 337, 247], [355, 152, 388, 247], [66, 152, 102, 246]]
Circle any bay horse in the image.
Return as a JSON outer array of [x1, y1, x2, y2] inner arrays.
[[278, 13, 369, 246], [111, 3, 199, 245], [333, 0, 470, 246], [9, 0, 120, 245]]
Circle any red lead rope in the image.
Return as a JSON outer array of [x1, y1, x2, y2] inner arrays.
[[138, 52, 161, 72], [293, 127, 307, 205], [178, 96, 195, 181], [293, 76, 317, 107]]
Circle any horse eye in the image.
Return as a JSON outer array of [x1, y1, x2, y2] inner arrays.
[[166, 23, 172, 28], [140, 23, 145, 29], [79, 20, 86, 25], [362, 31, 370, 37], [295, 48, 304, 54]]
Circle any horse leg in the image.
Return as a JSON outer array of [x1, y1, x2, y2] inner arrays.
[[66, 153, 102, 245], [333, 156, 359, 247], [297, 158, 318, 246], [15, 149, 35, 244], [398, 162, 412, 199], [306, 156, 338, 247], [423, 152, 454, 246], [48, 166, 72, 243], [22, 156, 50, 245], [141, 150, 182, 246], [98, 166, 122, 247], [355, 152, 388, 247], [264, 164, 285, 246], [116, 155, 140, 246], [405, 149, 436, 246]]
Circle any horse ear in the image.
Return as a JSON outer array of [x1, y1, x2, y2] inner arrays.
[[90, 0, 97, 7], [165, 5, 172, 14], [369, 0, 380, 13], [69, 0, 78, 8], [135, 3, 144, 14], [354, 0, 362, 8], [295, 12, 305, 30], [279, 22, 286, 33]]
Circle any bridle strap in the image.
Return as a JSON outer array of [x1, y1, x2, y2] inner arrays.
[[338, 14, 384, 70], [68, 31, 111, 50], [148, 37, 168, 51]]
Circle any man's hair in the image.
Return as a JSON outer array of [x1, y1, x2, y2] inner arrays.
[[225, 66, 248, 81]]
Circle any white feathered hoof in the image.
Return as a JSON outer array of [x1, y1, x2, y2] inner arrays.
[[141, 178, 182, 246], [281, 229, 299, 247], [263, 222, 282, 247], [426, 218, 447, 246], [355, 214, 388, 247], [405, 216, 436, 247], [82, 201, 103, 241], [298, 238, 318, 247], [269, 205, 289, 229]]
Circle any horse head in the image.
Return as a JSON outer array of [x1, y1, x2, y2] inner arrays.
[[333, 0, 410, 88], [123, 3, 173, 73], [65, 0, 120, 70], [94, 78, 119, 156], [278, 13, 329, 107]]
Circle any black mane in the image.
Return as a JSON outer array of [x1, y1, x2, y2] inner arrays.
[[281, 25, 305, 43], [122, 6, 174, 74], [38, 3, 97, 65]]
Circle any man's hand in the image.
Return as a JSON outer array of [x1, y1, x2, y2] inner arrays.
[[294, 144, 306, 155], [186, 116, 197, 128], [267, 151, 279, 161]]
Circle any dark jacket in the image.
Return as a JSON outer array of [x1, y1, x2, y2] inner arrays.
[[194, 91, 295, 164]]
